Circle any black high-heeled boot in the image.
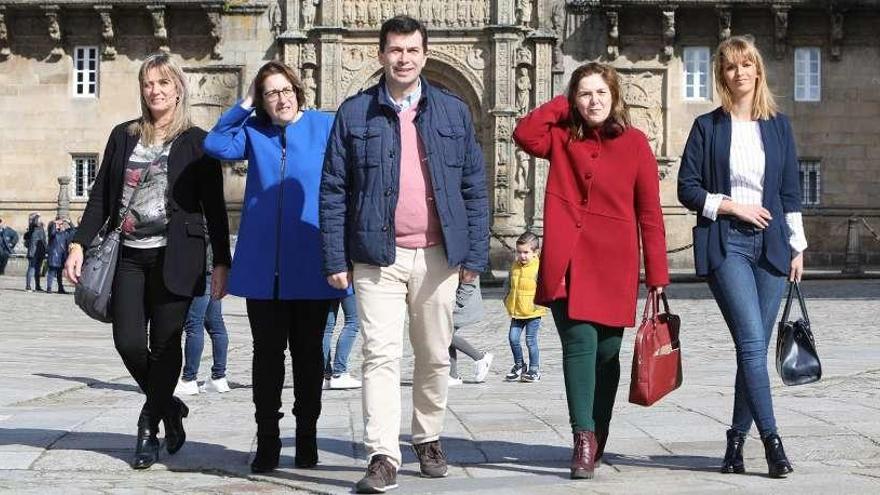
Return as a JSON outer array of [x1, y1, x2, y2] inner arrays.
[[164, 396, 189, 454], [294, 433, 318, 468], [721, 429, 746, 474], [763, 433, 793, 478], [251, 416, 282, 473], [133, 409, 160, 470]]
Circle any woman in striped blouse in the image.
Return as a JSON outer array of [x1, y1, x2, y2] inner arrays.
[[678, 36, 807, 479]]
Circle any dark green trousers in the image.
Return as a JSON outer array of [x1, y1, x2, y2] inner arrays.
[[550, 300, 624, 433]]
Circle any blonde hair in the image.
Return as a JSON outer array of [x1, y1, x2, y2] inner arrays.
[[128, 53, 192, 144], [714, 36, 778, 120]]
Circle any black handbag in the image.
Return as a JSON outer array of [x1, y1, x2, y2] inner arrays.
[[75, 168, 149, 323], [775, 281, 822, 386]]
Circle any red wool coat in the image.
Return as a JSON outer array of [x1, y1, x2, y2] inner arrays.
[[513, 95, 670, 327]]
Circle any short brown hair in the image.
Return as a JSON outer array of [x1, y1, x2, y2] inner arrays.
[[253, 61, 306, 123], [566, 62, 630, 141], [516, 231, 540, 251]]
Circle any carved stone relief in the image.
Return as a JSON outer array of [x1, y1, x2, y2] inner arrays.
[[717, 7, 732, 42], [516, 67, 532, 115], [43, 5, 63, 57], [772, 5, 789, 60], [302, 66, 318, 108], [661, 7, 675, 61], [204, 5, 223, 60], [1, 6, 11, 60], [95, 6, 116, 60], [619, 70, 665, 157], [185, 67, 244, 174], [342, 0, 489, 28], [830, 11, 844, 61], [514, 149, 531, 197], [605, 8, 619, 60], [302, 0, 319, 29], [147, 4, 170, 53], [516, 0, 533, 28]]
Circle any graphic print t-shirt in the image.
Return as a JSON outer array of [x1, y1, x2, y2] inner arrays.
[[119, 139, 174, 248]]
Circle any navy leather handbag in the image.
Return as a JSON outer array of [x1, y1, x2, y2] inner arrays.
[[776, 282, 822, 386]]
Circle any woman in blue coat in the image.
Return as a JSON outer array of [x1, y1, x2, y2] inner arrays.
[[678, 36, 807, 479], [204, 61, 350, 474]]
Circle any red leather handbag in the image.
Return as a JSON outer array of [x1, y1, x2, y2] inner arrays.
[[629, 290, 683, 406]]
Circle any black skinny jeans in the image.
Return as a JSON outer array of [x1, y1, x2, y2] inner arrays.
[[246, 299, 331, 438], [112, 247, 191, 424]]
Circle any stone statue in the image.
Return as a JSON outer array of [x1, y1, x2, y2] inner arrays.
[[302, 67, 317, 109], [514, 149, 530, 195], [516, 67, 532, 115], [516, 0, 532, 27], [355, 0, 367, 28], [302, 0, 318, 30]]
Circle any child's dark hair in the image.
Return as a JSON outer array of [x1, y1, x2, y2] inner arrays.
[[516, 231, 540, 251]]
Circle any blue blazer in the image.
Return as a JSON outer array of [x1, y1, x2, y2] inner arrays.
[[677, 107, 802, 277]]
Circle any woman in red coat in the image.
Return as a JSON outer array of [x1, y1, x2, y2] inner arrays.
[[513, 62, 669, 479]]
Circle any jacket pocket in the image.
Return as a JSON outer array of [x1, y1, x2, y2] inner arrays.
[[437, 126, 465, 167], [351, 126, 383, 168]]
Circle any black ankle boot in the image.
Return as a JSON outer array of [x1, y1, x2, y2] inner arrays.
[[294, 433, 318, 468], [762, 433, 793, 478], [721, 429, 746, 474], [133, 410, 160, 469], [251, 435, 282, 473], [164, 396, 189, 454]]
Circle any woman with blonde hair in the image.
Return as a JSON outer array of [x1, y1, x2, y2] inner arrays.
[[66, 53, 230, 470], [514, 62, 669, 479], [678, 36, 806, 478]]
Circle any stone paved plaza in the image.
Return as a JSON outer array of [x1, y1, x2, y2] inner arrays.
[[0, 274, 878, 494]]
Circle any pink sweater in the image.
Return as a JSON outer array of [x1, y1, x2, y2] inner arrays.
[[394, 106, 442, 248]]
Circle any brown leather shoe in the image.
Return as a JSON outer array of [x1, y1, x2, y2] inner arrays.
[[594, 428, 608, 464], [570, 431, 597, 479]]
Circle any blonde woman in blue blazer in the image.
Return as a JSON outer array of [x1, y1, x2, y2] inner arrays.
[[678, 36, 807, 479]]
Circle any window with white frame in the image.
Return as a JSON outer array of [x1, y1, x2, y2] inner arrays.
[[798, 159, 821, 206], [73, 46, 99, 97], [72, 155, 98, 199], [794, 47, 821, 102], [683, 47, 711, 100]]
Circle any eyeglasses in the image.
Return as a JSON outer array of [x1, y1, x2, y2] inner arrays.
[[263, 87, 295, 103]]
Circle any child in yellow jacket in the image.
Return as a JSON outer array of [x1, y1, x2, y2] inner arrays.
[[504, 232, 547, 382]]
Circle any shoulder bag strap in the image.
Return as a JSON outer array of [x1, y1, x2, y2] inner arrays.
[[112, 163, 152, 234]]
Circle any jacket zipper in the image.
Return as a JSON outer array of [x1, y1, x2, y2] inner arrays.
[[274, 128, 287, 299]]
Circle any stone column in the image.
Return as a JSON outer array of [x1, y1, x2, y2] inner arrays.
[[489, 26, 521, 239], [57, 176, 71, 220], [317, 31, 343, 109], [528, 30, 554, 233]]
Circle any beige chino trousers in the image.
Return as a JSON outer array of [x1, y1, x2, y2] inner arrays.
[[353, 245, 459, 467]]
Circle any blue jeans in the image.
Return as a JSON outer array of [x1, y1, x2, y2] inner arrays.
[[322, 293, 359, 376], [182, 276, 228, 381], [509, 317, 541, 371], [25, 257, 42, 290], [708, 225, 787, 438]]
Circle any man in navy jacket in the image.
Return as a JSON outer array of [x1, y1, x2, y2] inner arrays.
[[320, 15, 489, 494]]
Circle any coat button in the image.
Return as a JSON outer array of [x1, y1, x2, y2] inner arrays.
[[581, 198, 587, 205], [576, 222, 582, 228], [584, 172, 593, 179], [381, 225, 388, 232], [389, 150, 394, 158], [385, 188, 392, 196], [591, 152, 599, 159]]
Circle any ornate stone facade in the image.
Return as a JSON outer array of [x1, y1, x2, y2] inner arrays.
[[1, 0, 879, 270]]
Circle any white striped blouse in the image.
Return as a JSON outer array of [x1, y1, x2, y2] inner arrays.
[[702, 120, 808, 254]]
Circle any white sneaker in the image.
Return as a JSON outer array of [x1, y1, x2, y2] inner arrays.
[[322, 377, 331, 390], [473, 352, 494, 383], [448, 375, 463, 386], [174, 379, 199, 396], [329, 373, 362, 389], [202, 376, 231, 393]]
